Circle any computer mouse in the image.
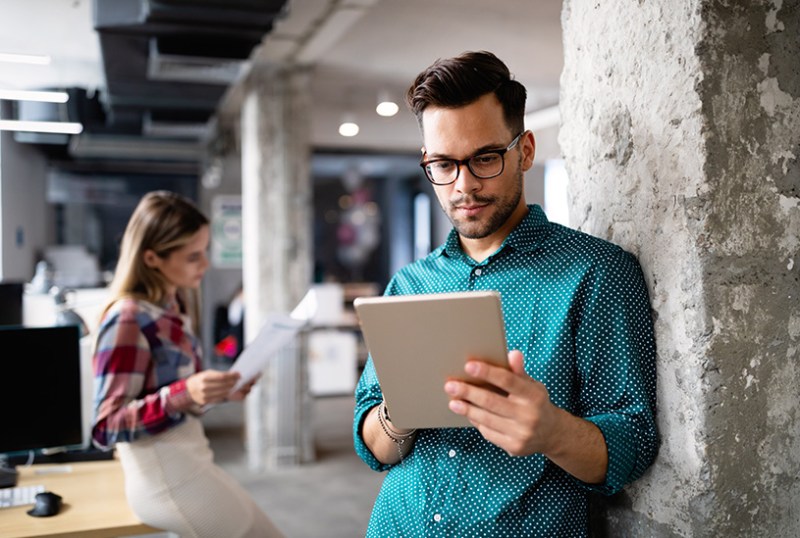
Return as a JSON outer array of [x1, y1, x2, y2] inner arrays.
[[27, 491, 63, 517]]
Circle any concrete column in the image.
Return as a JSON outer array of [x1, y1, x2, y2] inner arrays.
[[240, 65, 314, 470], [559, 1, 799, 536]]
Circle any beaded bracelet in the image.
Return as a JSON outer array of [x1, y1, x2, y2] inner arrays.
[[377, 401, 417, 463]]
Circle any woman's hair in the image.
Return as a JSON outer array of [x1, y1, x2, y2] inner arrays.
[[103, 190, 209, 321], [405, 50, 527, 135]]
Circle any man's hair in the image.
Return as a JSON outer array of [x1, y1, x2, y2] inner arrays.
[[405, 50, 527, 134]]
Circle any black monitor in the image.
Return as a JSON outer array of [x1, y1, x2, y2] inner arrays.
[[0, 325, 84, 458], [0, 282, 23, 326]]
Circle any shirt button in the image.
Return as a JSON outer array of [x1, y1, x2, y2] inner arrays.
[[474, 268, 482, 276], [433, 514, 442, 522], [448, 449, 456, 458]]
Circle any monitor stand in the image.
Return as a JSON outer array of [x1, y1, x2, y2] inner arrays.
[[0, 460, 18, 488]]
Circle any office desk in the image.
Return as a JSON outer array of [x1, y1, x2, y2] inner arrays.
[[0, 458, 161, 538]]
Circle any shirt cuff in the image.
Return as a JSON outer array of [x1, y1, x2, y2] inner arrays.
[[582, 413, 637, 495], [353, 401, 392, 472], [164, 379, 204, 416]]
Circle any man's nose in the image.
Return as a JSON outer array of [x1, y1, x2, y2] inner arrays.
[[453, 163, 482, 193]]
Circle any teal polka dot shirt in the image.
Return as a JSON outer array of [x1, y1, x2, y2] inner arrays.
[[353, 205, 658, 537]]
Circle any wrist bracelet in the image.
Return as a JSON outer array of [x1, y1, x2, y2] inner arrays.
[[377, 401, 416, 444]]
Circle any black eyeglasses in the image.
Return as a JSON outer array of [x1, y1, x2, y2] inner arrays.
[[420, 131, 524, 185]]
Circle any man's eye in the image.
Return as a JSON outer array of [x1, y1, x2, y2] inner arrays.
[[472, 153, 500, 166], [431, 160, 455, 171]]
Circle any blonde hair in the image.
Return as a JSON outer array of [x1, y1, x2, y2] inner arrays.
[[101, 190, 209, 327]]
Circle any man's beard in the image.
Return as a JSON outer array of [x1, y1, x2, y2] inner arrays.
[[444, 160, 523, 240]]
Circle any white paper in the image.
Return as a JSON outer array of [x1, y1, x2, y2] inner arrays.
[[228, 313, 307, 395]]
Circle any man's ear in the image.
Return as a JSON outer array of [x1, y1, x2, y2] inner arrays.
[[521, 130, 536, 171], [143, 249, 160, 269]]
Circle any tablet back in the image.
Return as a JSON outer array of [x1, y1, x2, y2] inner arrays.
[[353, 290, 508, 429]]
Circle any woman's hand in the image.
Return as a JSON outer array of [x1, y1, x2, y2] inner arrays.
[[186, 370, 241, 406], [227, 374, 261, 401]]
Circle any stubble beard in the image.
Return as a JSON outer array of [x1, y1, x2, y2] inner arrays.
[[444, 159, 524, 240]]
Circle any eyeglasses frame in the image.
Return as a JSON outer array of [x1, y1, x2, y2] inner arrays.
[[419, 131, 525, 186]]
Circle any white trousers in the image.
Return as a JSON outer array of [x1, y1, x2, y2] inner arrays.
[[116, 415, 283, 538]]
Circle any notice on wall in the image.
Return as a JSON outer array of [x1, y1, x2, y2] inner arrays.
[[211, 195, 243, 268]]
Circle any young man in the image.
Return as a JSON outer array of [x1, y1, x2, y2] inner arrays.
[[353, 51, 658, 537]]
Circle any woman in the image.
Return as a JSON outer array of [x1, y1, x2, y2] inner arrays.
[[91, 190, 282, 537]]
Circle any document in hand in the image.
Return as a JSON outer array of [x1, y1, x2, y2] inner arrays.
[[353, 290, 508, 429], [227, 313, 307, 395]]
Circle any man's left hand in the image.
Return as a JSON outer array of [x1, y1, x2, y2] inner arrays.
[[444, 350, 562, 457]]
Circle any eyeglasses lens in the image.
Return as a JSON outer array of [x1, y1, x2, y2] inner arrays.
[[426, 152, 503, 184]]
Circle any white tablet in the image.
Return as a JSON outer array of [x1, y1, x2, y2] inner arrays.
[[353, 290, 508, 429]]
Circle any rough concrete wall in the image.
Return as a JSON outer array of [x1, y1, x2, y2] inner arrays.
[[559, 1, 799, 536], [694, 1, 799, 535]]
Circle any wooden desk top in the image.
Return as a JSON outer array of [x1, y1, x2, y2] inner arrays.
[[0, 458, 160, 538]]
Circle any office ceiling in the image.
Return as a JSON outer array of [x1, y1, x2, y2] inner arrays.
[[0, 0, 563, 169]]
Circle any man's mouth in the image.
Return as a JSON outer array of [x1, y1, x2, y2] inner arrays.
[[452, 198, 492, 217]]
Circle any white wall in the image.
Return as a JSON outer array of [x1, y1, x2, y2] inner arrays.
[[0, 130, 52, 282]]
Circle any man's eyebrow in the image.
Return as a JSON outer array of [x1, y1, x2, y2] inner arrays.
[[425, 140, 507, 160]]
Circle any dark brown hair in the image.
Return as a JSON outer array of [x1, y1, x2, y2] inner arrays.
[[405, 50, 527, 134]]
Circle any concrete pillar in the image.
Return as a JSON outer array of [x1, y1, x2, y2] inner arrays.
[[240, 65, 314, 470], [559, 1, 799, 536]]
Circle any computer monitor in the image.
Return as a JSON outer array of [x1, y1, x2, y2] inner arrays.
[[0, 325, 84, 459], [0, 282, 24, 326]]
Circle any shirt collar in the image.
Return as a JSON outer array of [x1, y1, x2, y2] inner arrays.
[[161, 292, 182, 314], [438, 204, 552, 259]]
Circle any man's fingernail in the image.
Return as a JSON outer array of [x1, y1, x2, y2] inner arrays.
[[449, 400, 466, 414]]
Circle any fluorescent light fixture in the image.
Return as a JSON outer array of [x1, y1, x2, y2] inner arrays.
[[0, 120, 83, 135], [0, 89, 69, 103], [0, 52, 51, 65]]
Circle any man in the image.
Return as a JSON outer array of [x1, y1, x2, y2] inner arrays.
[[353, 50, 658, 537]]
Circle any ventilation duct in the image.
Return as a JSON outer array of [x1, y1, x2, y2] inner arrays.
[[68, 133, 202, 161], [142, 110, 209, 138], [146, 37, 249, 85]]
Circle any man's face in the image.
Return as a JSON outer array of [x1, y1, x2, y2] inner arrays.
[[421, 93, 534, 242]]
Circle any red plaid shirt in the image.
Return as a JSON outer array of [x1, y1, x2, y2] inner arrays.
[[91, 296, 203, 449]]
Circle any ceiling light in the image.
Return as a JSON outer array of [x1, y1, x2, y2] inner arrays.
[[0, 89, 69, 103], [338, 114, 359, 137], [0, 120, 83, 135], [376, 100, 399, 117], [0, 52, 51, 65], [376, 91, 398, 117]]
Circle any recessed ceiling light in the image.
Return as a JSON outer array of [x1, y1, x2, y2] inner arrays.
[[376, 90, 398, 117], [376, 101, 399, 117], [338, 121, 359, 137]]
